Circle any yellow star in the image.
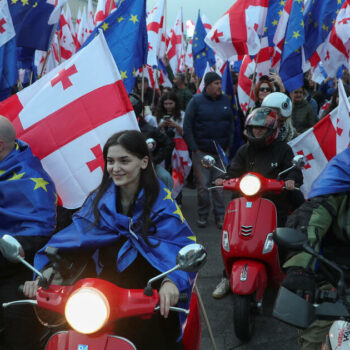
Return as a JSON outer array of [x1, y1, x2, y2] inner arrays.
[[338, 0, 341, 3], [314, 21, 318, 28], [301, 20, 304, 28], [173, 202, 184, 223], [292, 31, 301, 39], [195, 37, 198, 40], [202, 52, 206, 56], [187, 236, 197, 242], [278, 9, 283, 17], [32, 1, 37, 7], [21, 0, 29, 5], [322, 24, 328, 32], [0, 170, 5, 176], [117, 16, 124, 23], [8, 172, 25, 181], [308, 17, 313, 24], [295, 0, 302, 3], [194, 43, 198, 47], [294, 48, 300, 53], [264, 26, 267, 32], [54, 193, 58, 205], [196, 54, 200, 59], [101, 22, 109, 31], [30, 177, 49, 192], [129, 14, 139, 24], [194, 31, 197, 35], [133, 68, 137, 77], [120, 70, 128, 79], [11, 0, 19, 3], [163, 187, 173, 201], [279, 0, 285, 5], [272, 19, 278, 26]]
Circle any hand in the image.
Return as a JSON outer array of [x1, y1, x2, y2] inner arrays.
[[285, 180, 295, 190], [23, 279, 39, 299], [214, 178, 224, 186], [159, 280, 179, 318], [282, 268, 316, 301]]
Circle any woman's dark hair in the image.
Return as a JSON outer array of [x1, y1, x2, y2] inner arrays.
[[91, 130, 160, 240], [155, 91, 182, 123]]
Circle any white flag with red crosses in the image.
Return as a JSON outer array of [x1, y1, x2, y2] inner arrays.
[[0, 32, 139, 209], [288, 80, 350, 197]]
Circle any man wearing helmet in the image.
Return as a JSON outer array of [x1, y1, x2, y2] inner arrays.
[[212, 107, 303, 298], [262, 92, 297, 142]]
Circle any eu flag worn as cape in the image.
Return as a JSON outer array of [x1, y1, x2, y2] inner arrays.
[[83, 0, 148, 93], [34, 181, 196, 295], [0, 139, 56, 237], [309, 148, 350, 199]]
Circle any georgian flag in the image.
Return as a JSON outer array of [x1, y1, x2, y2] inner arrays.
[[288, 80, 350, 197], [167, 9, 185, 73], [94, 0, 116, 26], [0, 32, 139, 209], [204, 0, 268, 60], [146, 0, 165, 68], [0, 0, 15, 46], [237, 55, 255, 114]]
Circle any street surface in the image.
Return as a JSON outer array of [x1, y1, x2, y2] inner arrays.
[[181, 187, 300, 350]]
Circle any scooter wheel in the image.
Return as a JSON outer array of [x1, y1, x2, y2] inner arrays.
[[233, 294, 256, 342]]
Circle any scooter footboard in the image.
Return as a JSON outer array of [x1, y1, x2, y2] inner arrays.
[[230, 260, 267, 301]]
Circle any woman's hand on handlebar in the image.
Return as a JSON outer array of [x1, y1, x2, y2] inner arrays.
[[23, 279, 39, 299], [213, 178, 224, 186], [285, 180, 295, 191], [159, 280, 179, 318]]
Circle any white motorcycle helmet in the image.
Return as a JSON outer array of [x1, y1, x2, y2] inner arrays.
[[261, 92, 292, 118]]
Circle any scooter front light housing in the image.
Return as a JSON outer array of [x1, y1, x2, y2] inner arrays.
[[239, 174, 261, 196], [65, 287, 110, 334], [262, 233, 274, 254]]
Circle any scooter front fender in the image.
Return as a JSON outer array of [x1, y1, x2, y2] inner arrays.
[[45, 330, 137, 350], [230, 260, 267, 301]]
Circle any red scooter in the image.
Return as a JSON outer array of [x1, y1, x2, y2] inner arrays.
[[202, 154, 304, 341], [0, 235, 207, 350]]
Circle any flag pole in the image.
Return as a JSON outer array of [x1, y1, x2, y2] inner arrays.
[[246, 48, 261, 116]]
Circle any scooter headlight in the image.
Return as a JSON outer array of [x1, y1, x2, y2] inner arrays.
[[239, 174, 261, 196], [65, 287, 110, 334]]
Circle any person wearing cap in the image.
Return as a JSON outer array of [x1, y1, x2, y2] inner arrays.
[[183, 71, 234, 230]]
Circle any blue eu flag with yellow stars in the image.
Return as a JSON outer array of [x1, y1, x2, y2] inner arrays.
[[0, 140, 56, 237], [265, 0, 287, 47], [83, 0, 148, 93], [303, 0, 345, 63], [279, 0, 305, 92], [9, 0, 55, 50], [34, 181, 196, 293], [192, 11, 216, 79]]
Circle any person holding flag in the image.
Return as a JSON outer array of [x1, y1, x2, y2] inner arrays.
[[0, 116, 56, 349], [23, 130, 195, 349]]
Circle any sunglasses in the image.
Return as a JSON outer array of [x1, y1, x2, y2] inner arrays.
[[259, 87, 271, 92]]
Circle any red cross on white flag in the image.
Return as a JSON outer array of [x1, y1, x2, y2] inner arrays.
[[0, 32, 139, 208], [288, 79, 350, 197], [204, 0, 268, 60], [0, 0, 15, 46]]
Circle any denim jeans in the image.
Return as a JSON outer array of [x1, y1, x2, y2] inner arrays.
[[192, 151, 225, 218]]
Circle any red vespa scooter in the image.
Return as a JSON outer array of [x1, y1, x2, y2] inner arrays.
[[202, 154, 305, 342], [0, 235, 206, 350]]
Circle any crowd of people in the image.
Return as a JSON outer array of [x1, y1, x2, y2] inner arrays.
[[1, 60, 350, 350]]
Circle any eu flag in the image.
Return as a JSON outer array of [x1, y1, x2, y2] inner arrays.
[[264, 0, 286, 47], [222, 62, 245, 160], [83, 0, 148, 93], [9, 0, 55, 51], [279, 0, 305, 92], [0, 140, 56, 238], [192, 11, 216, 79], [303, 0, 345, 62], [0, 37, 17, 100]]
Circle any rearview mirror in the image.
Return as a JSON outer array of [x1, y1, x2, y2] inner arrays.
[[201, 155, 216, 168], [292, 155, 306, 169], [176, 243, 207, 272], [0, 234, 25, 263]]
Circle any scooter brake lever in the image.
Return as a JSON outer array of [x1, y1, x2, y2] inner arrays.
[[154, 305, 190, 315]]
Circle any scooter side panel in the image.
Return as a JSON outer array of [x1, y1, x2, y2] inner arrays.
[[230, 260, 267, 301], [45, 330, 137, 350]]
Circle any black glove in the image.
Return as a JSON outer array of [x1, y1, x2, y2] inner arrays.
[[282, 267, 316, 302]]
